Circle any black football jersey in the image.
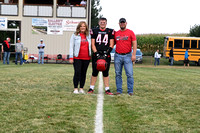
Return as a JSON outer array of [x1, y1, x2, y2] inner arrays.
[[90, 28, 114, 51]]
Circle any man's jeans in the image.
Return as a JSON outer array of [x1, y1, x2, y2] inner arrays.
[[154, 58, 160, 66], [15, 52, 23, 65], [114, 53, 134, 94], [3, 52, 10, 64], [38, 52, 44, 64], [170, 57, 174, 66]]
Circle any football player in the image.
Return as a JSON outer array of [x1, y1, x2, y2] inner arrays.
[[88, 17, 114, 95]]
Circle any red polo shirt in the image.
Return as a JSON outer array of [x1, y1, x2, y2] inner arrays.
[[115, 29, 136, 54]]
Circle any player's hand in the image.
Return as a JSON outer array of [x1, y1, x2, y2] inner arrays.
[[106, 47, 113, 55], [103, 53, 108, 58], [95, 51, 101, 58], [131, 55, 136, 62]]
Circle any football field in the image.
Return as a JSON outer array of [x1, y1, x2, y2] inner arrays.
[[0, 63, 200, 132]]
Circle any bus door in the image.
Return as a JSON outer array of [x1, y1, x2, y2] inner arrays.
[[163, 37, 168, 58]]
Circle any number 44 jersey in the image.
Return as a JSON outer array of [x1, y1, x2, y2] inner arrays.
[[90, 28, 115, 51]]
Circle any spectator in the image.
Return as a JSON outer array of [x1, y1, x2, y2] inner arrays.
[[64, 0, 70, 5], [80, 0, 86, 6], [37, 39, 45, 64], [154, 49, 161, 66], [87, 17, 115, 95], [169, 47, 174, 66], [114, 18, 137, 96], [2, 37, 11, 65], [9, 0, 13, 3], [184, 49, 189, 67], [69, 21, 91, 94], [15, 38, 23, 65]]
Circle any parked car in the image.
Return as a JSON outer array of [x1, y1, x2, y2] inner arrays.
[[110, 47, 143, 63], [135, 49, 143, 63]]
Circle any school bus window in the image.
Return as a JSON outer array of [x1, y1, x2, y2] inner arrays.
[[198, 40, 200, 49], [169, 41, 173, 47], [191, 40, 197, 48], [174, 39, 183, 48], [184, 40, 190, 48]]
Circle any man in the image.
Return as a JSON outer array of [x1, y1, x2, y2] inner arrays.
[[114, 18, 137, 96], [169, 47, 174, 66], [37, 39, 45, 64], [64, 0, 70, 5], [15, 38, 23, 65], [2, 37, 11, 65], [80, 0, 86, 6], [88, 17, 115, 95], [184, 49, 189, 67]]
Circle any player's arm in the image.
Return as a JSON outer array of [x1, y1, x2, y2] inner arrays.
[[91, 38, 97, 53], [92, 38, 100, 58], [107, 29, 115, 54], [131, 40, 137, 62], [109, 39, 114, 48], [90, 29, 98, 53]]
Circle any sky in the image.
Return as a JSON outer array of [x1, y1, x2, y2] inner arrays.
[[100, 0, 200, 34]]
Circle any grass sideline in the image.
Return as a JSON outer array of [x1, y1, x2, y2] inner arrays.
[[104, 65, 200, 132], [0, 64, 96, 132], [0, 62, 200, 132]]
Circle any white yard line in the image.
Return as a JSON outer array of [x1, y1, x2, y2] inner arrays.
[[95, 72, 104, 133]]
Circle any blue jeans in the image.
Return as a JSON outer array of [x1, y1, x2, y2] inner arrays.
[[114, 53, 134, 94], [170, 57, 174, 66], [3, 52, 10, 64], [15, 52, 23, 65], [38, 52, 44, 64], [154, 58, 160, 66]]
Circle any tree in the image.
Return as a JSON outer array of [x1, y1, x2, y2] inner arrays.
[[189, 24, 200, 37], [91, 0, 102, 28]]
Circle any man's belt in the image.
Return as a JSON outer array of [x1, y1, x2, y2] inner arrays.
[[116, 52, 131, 55]]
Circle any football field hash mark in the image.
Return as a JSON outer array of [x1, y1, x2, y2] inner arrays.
[[95, 72, 104, 133]]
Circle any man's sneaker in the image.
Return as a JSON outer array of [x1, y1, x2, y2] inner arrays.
[[115, 92, 121, 95], [73, 89, 79, 94], [79, 89, 85, 94], [105, 90, 113, 95], [129, 93, 134, 96], [88, 88, 94, 94]]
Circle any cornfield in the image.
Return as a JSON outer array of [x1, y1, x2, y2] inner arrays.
[[136, 33, 188, 56]]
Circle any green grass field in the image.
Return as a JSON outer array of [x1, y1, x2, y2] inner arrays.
[[0, 61, 200, 132]]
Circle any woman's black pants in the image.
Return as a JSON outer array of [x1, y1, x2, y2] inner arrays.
[[73, 59, 90, 88]]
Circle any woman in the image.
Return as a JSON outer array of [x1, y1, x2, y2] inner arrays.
[[69, 21, 91, 94], [184, 49, 189, 67]]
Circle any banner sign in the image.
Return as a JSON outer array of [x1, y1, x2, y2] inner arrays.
[[47, 19, 63, 35], [32, 18, 48, 34], [63, 19, 86, 31], [32, 18, 86, 34], [0, 18, 7, 29]]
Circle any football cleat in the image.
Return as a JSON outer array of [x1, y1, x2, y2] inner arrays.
[[88, 88, 94, 94], [105, 90, 113, 95]]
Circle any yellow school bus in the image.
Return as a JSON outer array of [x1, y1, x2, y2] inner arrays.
[[163, 36, 200, 65]]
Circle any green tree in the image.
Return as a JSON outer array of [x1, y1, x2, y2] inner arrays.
[[189, 24, 200, 37], [91, 0, 102, 28]]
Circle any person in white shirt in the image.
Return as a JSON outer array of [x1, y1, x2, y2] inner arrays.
[[80, 0, 86, 6], [37, 39, 45, 64], [154, 49, 161, 66]]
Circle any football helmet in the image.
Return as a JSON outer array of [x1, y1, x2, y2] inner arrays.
[[96, 59, 107, 71]]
